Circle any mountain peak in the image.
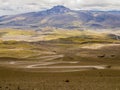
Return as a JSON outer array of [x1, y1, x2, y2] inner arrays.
[[52, 5, 69, 9], [48, 5, 71, 14]]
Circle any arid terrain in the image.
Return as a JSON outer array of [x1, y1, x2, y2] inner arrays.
[[0, 3, 120, 90], [0, 28, 119, 90]]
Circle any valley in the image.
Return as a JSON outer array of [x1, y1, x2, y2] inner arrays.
[[0, 5, 120, 90], [0, 37, 120, 89]]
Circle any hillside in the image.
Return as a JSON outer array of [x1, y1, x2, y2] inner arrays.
[[0, 5, 120, 30]]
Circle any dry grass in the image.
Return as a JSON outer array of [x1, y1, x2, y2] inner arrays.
[[0, 29, 119, 90]]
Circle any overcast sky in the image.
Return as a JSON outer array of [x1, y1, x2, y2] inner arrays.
[[0, 0, 120, 16]]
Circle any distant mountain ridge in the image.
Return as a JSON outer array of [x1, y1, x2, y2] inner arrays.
[[0, 5, 120, 30]]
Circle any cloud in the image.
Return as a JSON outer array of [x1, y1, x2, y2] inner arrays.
[[0, 0, 120, 16]]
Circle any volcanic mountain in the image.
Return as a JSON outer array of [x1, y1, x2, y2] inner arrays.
[[0, 5, 120, 30]]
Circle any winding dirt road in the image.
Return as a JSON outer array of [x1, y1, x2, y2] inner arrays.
[[0, 54, 111, 72]]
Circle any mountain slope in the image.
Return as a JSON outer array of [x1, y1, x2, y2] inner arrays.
[[0, 5, 120, 30]]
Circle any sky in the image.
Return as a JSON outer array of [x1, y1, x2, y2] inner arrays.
[[0, 0, 120, 16]]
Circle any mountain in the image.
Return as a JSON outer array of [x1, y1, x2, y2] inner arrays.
[[0, 5, 120, 30]]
